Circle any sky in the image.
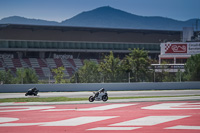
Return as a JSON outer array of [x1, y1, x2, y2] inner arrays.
[[0, 0, 200, 22]]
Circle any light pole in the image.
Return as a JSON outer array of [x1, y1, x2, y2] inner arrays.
[[21, 68, 23, 84], [49, 68, 51, 84], [75, 67, 78, 84]]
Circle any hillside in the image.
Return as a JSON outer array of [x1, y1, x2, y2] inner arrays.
[[0, 16, 59, 25], [0, 6, 197, 30]]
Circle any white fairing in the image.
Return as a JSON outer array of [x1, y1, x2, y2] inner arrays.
[[95, 91, 107, 101]]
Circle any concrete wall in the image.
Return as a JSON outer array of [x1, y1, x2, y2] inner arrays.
[[0, 82, 200, 93]]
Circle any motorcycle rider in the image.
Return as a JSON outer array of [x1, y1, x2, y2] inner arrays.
[[95, 88, 105, 97], [27, 87, 38, 95]]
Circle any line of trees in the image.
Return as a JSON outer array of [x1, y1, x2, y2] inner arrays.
[[68, 49, 200, 83], [0, 68, 38, 84], [0, 49, 200, 84], [69, 49, 151, 83]]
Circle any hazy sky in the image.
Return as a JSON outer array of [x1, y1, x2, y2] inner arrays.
[[0, 0, 199, 22]]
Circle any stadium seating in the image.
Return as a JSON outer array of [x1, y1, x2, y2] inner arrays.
[[34, 67, 45, 77], [73, 59, 83, 68], [42, 67, 51, 78], [38, 59, 48, 67], [0, 58, 100, 80], [3, 58, 14, 68], [12, 59, 22, 67]]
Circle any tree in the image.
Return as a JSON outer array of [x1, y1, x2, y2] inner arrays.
[[123, 48, 151, 82], [75, 60, 100, 83], [14, 68, 25, 84], [184, 54, 200, 81], [98, 51, 122, 82], [175, 69, 183, 82], [23, 68, 38, 84], [120, 56, 136, 82], [14, 68, 38, 84], [52, 66, 68, 83], [152, 62, 176, 82], [0, 70, 14, 84]]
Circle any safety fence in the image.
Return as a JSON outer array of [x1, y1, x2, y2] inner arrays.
[[0, 82, 200, 93]]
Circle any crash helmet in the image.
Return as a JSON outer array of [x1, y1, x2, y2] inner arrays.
[[100, 88, 105, 92]]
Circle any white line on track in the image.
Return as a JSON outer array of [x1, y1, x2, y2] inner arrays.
[[166, 125, 200, 130], [0, 116, 118, 127], [110, 116, 190, 126], [43, 104, 136, 111], [142, 103, 200, 110], [0, 117, 19, 123], [0, 106, 55, 112], [88, 127, 141, 130], [41, 116, 118, 126]]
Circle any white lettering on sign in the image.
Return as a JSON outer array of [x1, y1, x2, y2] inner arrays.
[[188, 43, 200, 54], [142, 103, 200, 110], [161, 42, 200, 55], [0, 54, 14, 59], [53, 54, 73, 59]]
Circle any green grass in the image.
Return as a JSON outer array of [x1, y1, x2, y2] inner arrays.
[[109, 95, 200, 99], [0, 97, 88, 102], [0, 95, 199, 102]]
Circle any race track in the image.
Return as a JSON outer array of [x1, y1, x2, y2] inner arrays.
[[1, 90, 200, 99], [0, 101, 200, 133]]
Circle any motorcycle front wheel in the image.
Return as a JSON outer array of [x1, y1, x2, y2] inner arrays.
[[102, 95, 108, 102], [89, 96, 94, 102]]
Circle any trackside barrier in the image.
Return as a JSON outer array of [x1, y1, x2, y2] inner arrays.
[[0, 82, 200, 93]]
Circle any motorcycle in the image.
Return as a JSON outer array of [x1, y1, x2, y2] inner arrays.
[[89, 88, 108, 102], [25, 87, 39, 96]]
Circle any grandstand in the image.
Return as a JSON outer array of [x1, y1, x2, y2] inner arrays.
[[0, 24, 181, 80]]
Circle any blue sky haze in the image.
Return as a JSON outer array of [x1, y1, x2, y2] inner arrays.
[[0, 0, 199, 22]]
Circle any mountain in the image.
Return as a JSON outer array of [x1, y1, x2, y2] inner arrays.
[[0, 16, 59, 25], [0, 6, 197, 30], [61, 6, 196, 30]]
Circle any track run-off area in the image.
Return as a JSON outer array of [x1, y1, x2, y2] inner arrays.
[[0, 101, 200, 133]]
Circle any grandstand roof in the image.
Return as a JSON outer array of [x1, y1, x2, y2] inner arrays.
[[0, 24, 181, 33], [0, 24, 181, 43]]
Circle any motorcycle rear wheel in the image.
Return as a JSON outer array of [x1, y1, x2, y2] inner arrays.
[[89, 96, 94, 102]]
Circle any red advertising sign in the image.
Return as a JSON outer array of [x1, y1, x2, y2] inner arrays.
[[165, 44, 187, 53]]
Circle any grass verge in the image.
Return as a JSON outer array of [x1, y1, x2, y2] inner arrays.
[[0, 95, 199, 102]]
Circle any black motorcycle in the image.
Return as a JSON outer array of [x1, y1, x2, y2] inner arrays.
[[25, 87, 39, 96]]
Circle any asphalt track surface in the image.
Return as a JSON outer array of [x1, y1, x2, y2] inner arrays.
[[1, 90, 200, 99], [0, 101, 200, 133]]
